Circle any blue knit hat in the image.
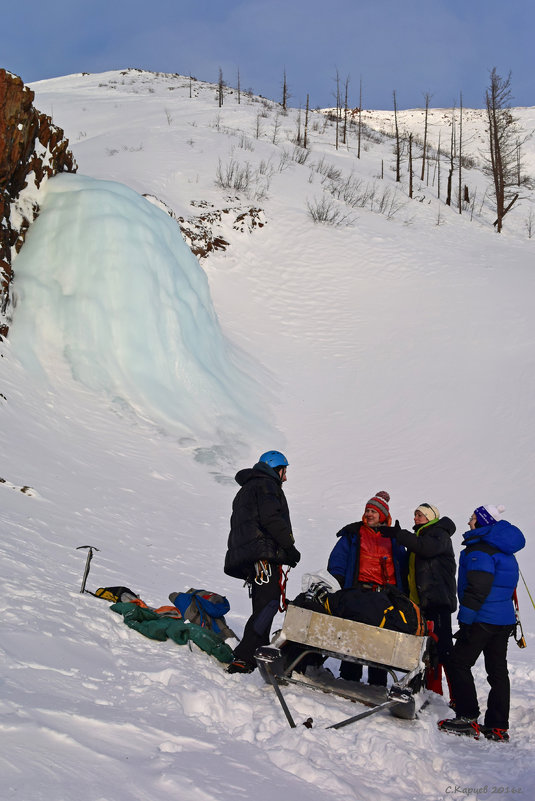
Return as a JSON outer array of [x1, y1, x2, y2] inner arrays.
[[474, 504, 505, 527]]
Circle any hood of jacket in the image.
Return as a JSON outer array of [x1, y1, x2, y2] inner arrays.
[[462, 519, 525, 555], [335, 521, 363, 538], [234, 461, 282, 488]]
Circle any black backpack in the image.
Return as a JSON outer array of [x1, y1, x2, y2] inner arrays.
[[292, 585, 425, 636], [326, 585, 426, 635]]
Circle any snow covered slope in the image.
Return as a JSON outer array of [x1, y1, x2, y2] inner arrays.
[[1, 69, 534, 801]]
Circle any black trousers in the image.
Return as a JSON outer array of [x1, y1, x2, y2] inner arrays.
[[339, 660, 387, 686], [426, 605, 454, 665], [424, 605, 454, 695], [447, 622, 513, 729], [232, 568, 281, 666], [339, 582, 390, 686]]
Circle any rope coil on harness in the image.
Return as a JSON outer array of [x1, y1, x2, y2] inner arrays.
[[278, 566, 290, 612]]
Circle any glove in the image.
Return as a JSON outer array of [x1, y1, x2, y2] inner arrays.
[[284, 545, 301, 568], [453, 623, 473, 643], [305, 580, 330, 606], [381, 519, 401, 538]]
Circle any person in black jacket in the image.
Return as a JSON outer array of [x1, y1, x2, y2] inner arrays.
[[224, 450, 300, 674], [382, 503, 457, 697]]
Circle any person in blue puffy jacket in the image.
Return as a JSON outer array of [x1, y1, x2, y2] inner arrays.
[[438, 504, 525, 741]]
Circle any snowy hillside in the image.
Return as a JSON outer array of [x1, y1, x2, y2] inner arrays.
[[1, 69, 534, 801]]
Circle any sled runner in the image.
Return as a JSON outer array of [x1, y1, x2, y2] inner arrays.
[[255, 603, 430, 729]]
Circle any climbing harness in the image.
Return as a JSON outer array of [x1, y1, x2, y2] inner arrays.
[[250, 561, 291, 611]]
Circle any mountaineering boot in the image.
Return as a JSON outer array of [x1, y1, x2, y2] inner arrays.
[[479, 725, 510, 742], [226, 658, 255, 675], [437, 717, 480, 739]]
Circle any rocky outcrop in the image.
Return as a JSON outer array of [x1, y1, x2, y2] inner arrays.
[[144, 194, 266, 260], [0, 69, 76, 337]]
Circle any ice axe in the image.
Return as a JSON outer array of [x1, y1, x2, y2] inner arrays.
[[513, 589, 527, 649], [76, 545, 100, 593]]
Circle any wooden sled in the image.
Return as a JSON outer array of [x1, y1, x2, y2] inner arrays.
[[255, 603, 430, 730]]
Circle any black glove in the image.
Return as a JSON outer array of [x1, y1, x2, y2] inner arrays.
[[305, 580, 330, 606], [381, 519, 401, 538], [453, 623, 473, 643], [284, 545, 301, 568]]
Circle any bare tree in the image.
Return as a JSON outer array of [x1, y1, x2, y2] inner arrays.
[[357, 77, 363, 159], [458, 92, 463, 214], [255, 111, 262, 140], [525, 208, 534, 239], [303, 94, 310, 149], [446, 105, 456, 206], [408, 133, 413, 198], [295, 106, 302, 146], [334, 69, 341, 150], [237, 68, 241, 104], [485, 68, 524, 232], [516, 139, 522, 186], [420, 92, 432, 180], [282, 69, 289, 111], [393, 90, 401, 182], [272, 112, 281, 145], [218, 68, 225, 108], [342, 75, 350, 145], [436, 131, 441, 199]]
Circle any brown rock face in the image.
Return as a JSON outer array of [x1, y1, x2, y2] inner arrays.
[[0, 69, 76, 337]]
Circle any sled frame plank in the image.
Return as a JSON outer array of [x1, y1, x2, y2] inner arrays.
[[280, 604, 427, 672]]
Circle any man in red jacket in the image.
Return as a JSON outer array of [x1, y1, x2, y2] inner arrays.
[[327, 490, 407, 685]]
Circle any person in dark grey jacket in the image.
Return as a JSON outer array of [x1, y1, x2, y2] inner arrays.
[[381, 503, 456, 697], [224, 450, 300, 674]]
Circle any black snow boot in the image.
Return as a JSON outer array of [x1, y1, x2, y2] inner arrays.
[[226, 658, 255, 675], [480, 725, 510, 742], [438, 717, 480, 739]]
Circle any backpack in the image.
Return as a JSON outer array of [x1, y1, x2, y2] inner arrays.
[[169, 588, 236, 640], [326, 584, 426, 636], [93, 586, 140, 603]]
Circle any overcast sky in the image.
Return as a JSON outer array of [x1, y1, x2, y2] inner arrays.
[[3, 0, 533, 110]]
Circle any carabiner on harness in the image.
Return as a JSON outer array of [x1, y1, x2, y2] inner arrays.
[[254, 560, 272, 585]]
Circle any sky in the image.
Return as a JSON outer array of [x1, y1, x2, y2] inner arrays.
[[3, 0, 534, 110]]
